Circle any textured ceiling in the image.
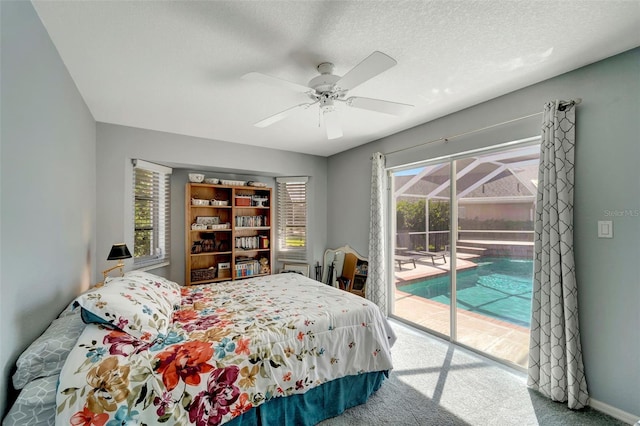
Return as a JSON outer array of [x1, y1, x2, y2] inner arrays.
[[32, 1, 640, 157]]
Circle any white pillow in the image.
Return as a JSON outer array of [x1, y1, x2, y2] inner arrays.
[[75, 274, 175, 342], [119, 270, 182, 307]]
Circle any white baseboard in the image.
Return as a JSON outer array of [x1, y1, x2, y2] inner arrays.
[[590, 398, 639, 425]]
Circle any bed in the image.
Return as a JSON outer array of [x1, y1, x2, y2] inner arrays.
[[5, 271, 395, 425]]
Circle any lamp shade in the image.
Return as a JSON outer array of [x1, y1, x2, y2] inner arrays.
[[107, 243, 132, 260]]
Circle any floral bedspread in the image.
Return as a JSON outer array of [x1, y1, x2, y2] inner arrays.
[[56, 273, 395, 425]]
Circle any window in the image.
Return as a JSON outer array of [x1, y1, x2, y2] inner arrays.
[[132, 159, 172, 268], [276, 177, 308, 261]]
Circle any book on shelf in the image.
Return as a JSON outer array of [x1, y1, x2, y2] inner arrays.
[[235, 258, 260, 277]]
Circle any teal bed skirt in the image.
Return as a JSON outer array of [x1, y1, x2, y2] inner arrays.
[[227, 370, 388, 425]]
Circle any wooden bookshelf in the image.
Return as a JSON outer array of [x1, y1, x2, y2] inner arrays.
[[185, 183, 272, 285]]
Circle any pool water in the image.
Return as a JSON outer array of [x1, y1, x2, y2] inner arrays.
[[397, 257, 533, 327]]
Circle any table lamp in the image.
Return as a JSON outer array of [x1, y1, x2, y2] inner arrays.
[[102, 243, 132, 281]]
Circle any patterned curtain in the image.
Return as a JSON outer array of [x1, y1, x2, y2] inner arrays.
[[527, 101, 589, 409], [366, 152, 388, 315]]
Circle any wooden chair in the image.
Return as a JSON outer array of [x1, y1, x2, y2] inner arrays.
[[322, 245, 368, 297]]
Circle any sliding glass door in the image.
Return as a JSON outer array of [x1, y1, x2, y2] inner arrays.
[[393, 161, 452, 337], [391, 142, 539, 369]]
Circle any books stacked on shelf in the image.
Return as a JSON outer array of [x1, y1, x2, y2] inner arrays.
[[235, 236, 260, 250], [235, 258, 260, 277], [235, 215, 268, 227]]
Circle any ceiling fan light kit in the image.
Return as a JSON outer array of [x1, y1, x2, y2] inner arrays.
[[243, 51, 414, 140]]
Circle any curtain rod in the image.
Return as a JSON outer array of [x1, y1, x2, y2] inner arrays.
[[382, 98, 581, 157]]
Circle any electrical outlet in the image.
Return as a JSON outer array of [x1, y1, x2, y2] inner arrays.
[[598, 220, 613, 238]]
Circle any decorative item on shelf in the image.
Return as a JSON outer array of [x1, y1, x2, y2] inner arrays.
[[200, 233, 216, 252], [102, 243, 132, 281], [218, 262, 231, 279], [191, 198, 210, 206], [191, 267, 216, 282], [196, 216, 220, 226], [191, 223, 207, 230], [247, 181, 267, 188], [259, 257, 270, 274], [252, 196, 269, 207], [204, 178, 219, 184], [210, 199, 229, 206], [259, 235, 269, 249], [221, 179, 246, 186], [188, 173, 205, 183], [191, 241, 203, 254], [209, 223, 230, 230], [217, 240, 230, 252], [201, 239, 216, 252], [235, 195, 252, 206]]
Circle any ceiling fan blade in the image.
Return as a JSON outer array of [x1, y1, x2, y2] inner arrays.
[[346, 96, 413, 116], [242, 72, 314, 94], [323, 109, 343, 139], [254, 102, 316, 128], [335, 51, 397, 91]]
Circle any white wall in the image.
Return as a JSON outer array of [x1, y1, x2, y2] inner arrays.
[[96, 123, 328, 285], [327, 48, 640, 417], [0, 1, 96, 416]]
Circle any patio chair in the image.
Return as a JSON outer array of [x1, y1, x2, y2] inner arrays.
[[406, 250, 447, 266], [395, 255, 416, 270]]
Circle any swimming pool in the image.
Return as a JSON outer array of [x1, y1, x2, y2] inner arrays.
[[397, 257, 533, 327]]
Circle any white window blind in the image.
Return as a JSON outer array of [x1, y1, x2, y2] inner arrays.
[[132, 159, 172, 268], [276, 177, 308, 261]]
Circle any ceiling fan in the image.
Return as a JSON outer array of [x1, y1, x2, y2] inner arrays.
[[242, 51, 413, 140]]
